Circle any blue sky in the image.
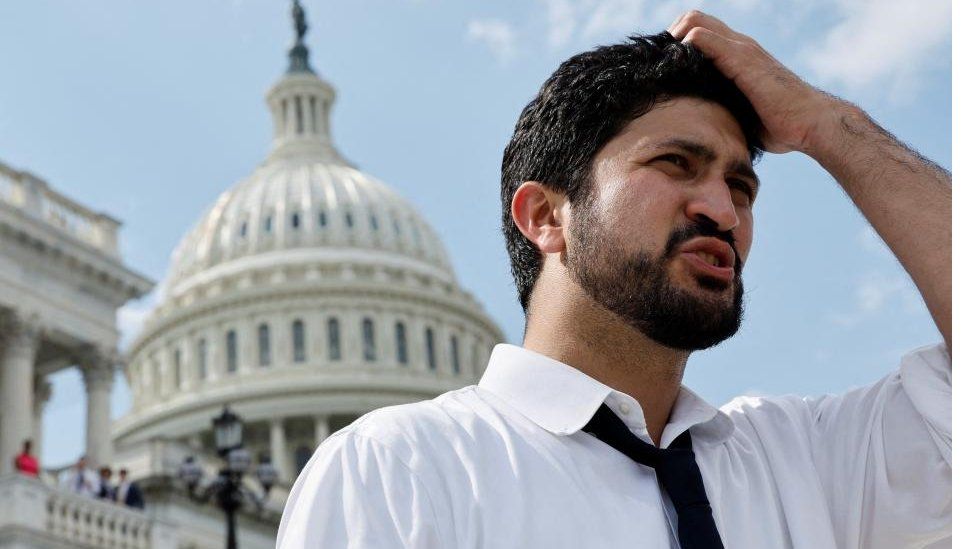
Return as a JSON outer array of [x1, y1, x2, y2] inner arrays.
[[0, 0, 950, 466]]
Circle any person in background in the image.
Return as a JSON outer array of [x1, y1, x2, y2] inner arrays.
[[115, 468, 146, 509], [61, 455, 98, 498], [13, 439, 39, 478], [96, 466, 116, 500]]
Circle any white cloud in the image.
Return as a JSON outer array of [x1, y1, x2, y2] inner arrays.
[[800, 0, 950, 98], [542, 0, 577, 49], [467, 19, 518, 65], [116, 285, 162, 352], [580, 0, 649, 41], [828, 270, 923, 327]]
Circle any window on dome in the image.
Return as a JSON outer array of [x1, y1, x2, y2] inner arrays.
[[149, 360, 163, 395], [293, 319, 306, 363], [226, 330, 238, 373], [425, 328, 436, 371], [173, 348, 182, 389], [392, 218, 401, 236], [327, 318, 341, 360], [240, 221, 248, 238], [362, 318, 376, 362], [471, 342, 480, 372], [292, 212, 301, 229], [319, 211, 327, 227], [395, 322, 408, 365], [295, 96, 304, 135], [258, 323, 271, 366], [450, 335, 460, 375], [369, 214, 379, 231], [197, 338, 207, 381], [265, 215, 273, 233], [345, 211, 354, 228]]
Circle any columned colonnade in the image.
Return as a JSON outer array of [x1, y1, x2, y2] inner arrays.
[[0, 308, 118, 474], [265, 415, 331, 482]]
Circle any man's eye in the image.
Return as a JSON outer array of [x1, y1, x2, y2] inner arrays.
[[728, 179, 755, 203], [656, 154, 688, 169]]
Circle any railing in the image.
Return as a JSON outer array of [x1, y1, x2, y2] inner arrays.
[[47, 487, 152, 548], [0, 161, 120, 257], [0, 473, 176, 549]]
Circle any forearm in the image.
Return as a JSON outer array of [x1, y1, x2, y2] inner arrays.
[[804, 102, 951, 350]]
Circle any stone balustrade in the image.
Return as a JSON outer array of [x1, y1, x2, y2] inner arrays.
[[0, 162, 120, 258], [0, 474, 177, 549]]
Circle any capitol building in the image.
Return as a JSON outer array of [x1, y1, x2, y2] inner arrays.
[[0, 2, 504, 547]]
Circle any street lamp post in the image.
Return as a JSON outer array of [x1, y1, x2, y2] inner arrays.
[[178, 406, 279, 549]]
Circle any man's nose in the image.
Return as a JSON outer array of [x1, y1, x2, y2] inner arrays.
[[684, 178, 739, 233]]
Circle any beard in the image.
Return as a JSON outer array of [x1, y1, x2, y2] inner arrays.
[[566, 200, 744, 352]]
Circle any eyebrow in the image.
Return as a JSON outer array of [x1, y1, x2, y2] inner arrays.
[[653, 138, 761, 191]]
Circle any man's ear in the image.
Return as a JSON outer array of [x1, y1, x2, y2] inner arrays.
[[511, 181, 567, 254]]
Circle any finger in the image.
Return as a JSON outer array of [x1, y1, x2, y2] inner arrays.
[[680, 26, 749, 80], [669, 10, 748, 44]]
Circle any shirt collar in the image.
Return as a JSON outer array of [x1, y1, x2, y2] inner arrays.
[[478, 344, 734, 447]]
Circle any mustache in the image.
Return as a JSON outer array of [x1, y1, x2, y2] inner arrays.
[[664, 218, 741, 272]]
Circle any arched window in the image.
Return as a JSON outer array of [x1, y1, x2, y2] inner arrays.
[[425, 328, 436, 371], [294, 445, 314, 476], [450, 335, 460, 375], [240, 221, 248, 237], [318, 211, 328, 227], [327, 318, 341, 360], [345, 211, 354, 228], [362, 318, 376, 362], [369, 213, 379, 231], [292, 320, 306, 363], [265, 215, 273, 233], [154, 360, 162, 395], [395, 322, 408, 365], [291, 212, 301, 229], [173, 348, 182, 389], [258, 323, 271, 367], [226, 330, 238, 373], [197, 338, 207, 380]]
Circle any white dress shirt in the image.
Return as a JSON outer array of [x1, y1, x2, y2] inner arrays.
[[277, 343, 951, 548]]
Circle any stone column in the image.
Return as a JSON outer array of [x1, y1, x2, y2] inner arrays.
[[270, 418, 293, 481], [79, 346, 117, 468], [314, 416, 330, 444], [31, 377, 52, 466], [0, 311, 40, 475]]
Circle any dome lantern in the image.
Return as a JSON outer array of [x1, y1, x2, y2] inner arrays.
[[266, 0, 344, 163]]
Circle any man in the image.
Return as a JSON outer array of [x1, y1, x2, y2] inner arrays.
[[278, 12, 950, 548], [60, 455, 98, 498], [115, 468, 146, 510], [96, 466, 116, 501], [12, 439, 39, 478]]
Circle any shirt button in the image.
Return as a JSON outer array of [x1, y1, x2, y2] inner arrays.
[[618, 402, 632, 415]]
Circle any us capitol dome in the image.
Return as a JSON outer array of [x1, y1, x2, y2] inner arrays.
[[112, 3, 505, 487]]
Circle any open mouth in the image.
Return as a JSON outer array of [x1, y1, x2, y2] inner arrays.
[[676, 237, 736, 283]]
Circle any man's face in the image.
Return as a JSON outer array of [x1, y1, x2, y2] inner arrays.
[[565, 97, 757, 351]]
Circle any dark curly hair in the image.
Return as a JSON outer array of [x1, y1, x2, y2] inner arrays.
[[501, 32, 763, 312]]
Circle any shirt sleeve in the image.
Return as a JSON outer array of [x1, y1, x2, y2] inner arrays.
[[276, 430, 444, 549], [805, 342, 951, 548]]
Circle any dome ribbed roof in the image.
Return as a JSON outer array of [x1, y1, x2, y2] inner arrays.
[[164, 55, 454, 298]]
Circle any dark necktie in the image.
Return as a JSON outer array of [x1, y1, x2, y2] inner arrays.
[[582, 403, 724, 549]]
